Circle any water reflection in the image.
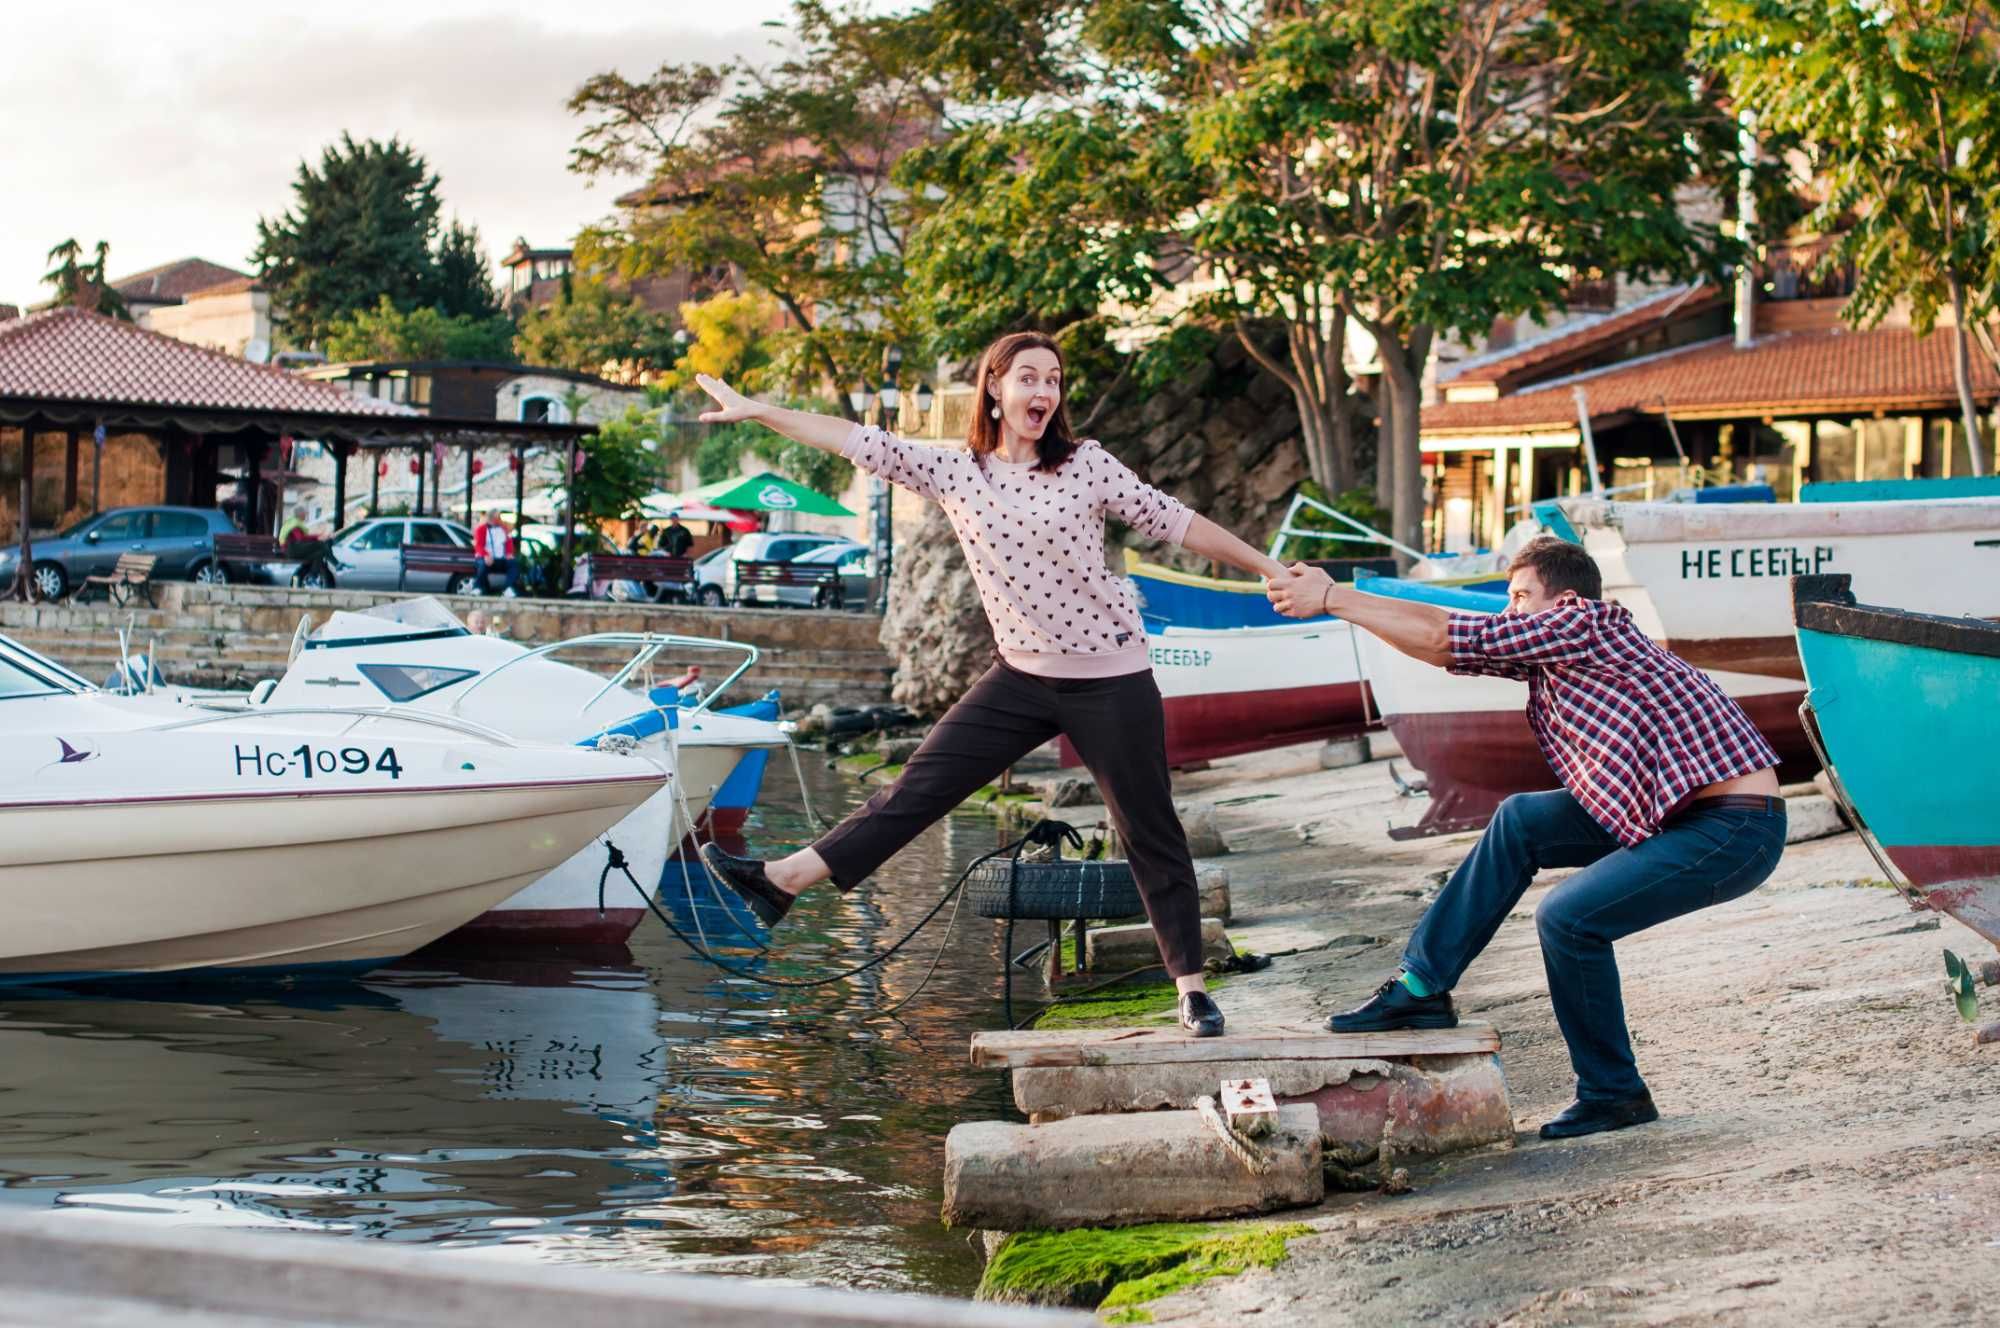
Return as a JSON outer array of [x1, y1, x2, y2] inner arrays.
[[0, 761, 1015, 1296]]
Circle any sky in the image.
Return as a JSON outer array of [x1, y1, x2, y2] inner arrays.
[[0, 1, 880, 310]]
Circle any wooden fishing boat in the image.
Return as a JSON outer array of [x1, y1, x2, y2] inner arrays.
[[1793, 574, 2000, 957]]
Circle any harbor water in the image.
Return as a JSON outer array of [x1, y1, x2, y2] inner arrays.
[[0, 759, 1019, 1297]]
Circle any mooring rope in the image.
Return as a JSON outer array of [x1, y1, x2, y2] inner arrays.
[[1195, 1093, 1272, 1176]]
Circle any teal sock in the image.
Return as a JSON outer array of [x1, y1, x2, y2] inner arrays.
[[1398, 970, 1433, 998]]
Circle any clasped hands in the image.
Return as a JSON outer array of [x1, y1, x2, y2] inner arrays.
[[1264, 562, 1337, 619]]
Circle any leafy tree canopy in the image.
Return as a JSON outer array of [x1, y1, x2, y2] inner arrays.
[[253, 133, 501, 346], [512, 277, 683, 382], [663, 290, 779, 392], [1700, 0, 1998, 474], [42, 239, 129, 318], [322, 295, 515, 363], [568, 406, 665, 529]]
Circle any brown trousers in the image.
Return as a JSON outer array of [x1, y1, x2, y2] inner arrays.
[[813, 662, 1206, 977]]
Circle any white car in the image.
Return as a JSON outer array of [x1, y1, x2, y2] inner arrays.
[[294, 517, 478, 593], [688, 532, 854, 606]]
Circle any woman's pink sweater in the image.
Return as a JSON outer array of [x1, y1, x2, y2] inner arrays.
[[842, 424, 1194, 679]]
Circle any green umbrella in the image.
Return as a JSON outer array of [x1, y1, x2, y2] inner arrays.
[[683, 470, 855, 517]]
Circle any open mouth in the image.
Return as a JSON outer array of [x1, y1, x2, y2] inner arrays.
[[1024, 404, 1049, 432]]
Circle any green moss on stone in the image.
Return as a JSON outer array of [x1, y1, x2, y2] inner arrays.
[[977, 1221, 1308, 1312]]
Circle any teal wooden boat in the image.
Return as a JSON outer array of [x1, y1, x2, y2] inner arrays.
[[1792, 575, 2000, 956]]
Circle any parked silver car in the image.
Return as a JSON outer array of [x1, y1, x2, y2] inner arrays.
[[765, 541, 872, 609], [0, 505, 236, 600], [294, 516, 478, 593]]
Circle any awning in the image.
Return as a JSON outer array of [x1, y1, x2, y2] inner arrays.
[[678, 471, 855, 517]]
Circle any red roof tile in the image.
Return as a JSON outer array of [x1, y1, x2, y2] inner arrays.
[[1422, 325, 2000, 436], [1444, 284, 1729, 392], [110, 257, 253, 305], [0, 307, 412, 418]]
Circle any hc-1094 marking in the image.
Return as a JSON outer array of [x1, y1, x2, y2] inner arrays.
[[233, 744, 404, 780]]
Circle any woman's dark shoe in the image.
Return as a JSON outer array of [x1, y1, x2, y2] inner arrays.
[[1178, 990, 1226, 1038], [1326, 977, 1459, 1033], [1538, 1093, 1659, 1140], [697, 842, 795, 927]]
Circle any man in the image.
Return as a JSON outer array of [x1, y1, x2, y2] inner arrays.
[[278, 504, 312, 550], [660, 515, 695, 559], [1268, 537, 1787, 1139], [471, 511, 520, 597]]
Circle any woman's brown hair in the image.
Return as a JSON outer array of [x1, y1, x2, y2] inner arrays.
[[966, 330, 1077, 472]]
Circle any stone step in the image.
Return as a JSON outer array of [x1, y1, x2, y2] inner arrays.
[[942, 1104, 1322, 1232], [968, 1021, 1500, 1069]]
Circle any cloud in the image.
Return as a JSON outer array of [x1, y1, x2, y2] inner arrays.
[[0, 4, 804, 307]]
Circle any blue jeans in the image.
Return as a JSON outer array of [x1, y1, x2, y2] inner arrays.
[[475, 556, 519, 594], [1402, 789, 1786, 1101]]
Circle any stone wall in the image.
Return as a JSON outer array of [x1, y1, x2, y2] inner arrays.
[[878, 334, 1308, 715]]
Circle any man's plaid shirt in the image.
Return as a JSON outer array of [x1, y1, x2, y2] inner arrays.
[[1447, 599, 1779, 846]]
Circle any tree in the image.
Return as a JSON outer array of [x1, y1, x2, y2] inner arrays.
[[322, 295, 516, 363], [1701, 0, 1998, 476], [512, 277, 682, 382], [565, 1, 941, 416], [905, 1, 1737, 551], [253, 134, 502, 347], [664, 290, 778, 391], [568, 407, 663, 530], [42, 239, 129, 318]]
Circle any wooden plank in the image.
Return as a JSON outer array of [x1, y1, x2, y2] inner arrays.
[[969, 1021, 1499, 1069]]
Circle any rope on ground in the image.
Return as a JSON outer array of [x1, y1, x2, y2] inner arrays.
[[1195, 1093, 1272, 1176]]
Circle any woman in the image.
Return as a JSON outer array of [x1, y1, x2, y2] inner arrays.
[[693, 332, 1286, 1035]]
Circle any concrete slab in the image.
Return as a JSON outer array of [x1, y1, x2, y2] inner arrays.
[[971, 1021, 1500, 1069], [0, 1209, 1084, 1327], [1010, 1052, 1514, 1158], [1197, 866, 1231, 921], [1365, 729, 1404, 761], [1175, 801, 1230, 855], [1785, 793, 1848, 844], [1084, 917, 1230, 970], [1319, 737, 1369, 769], [942, 1104, 1323, 1231]]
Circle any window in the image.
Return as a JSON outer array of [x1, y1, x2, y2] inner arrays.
[[521, 395, 566, 424], [90, 511, 146, 540], [0, 652, 66, 700], [154, 512, 208, 538], [838, 548, 868, 567], [354, 522, 405, 551], [357, 663, 479, 703], [410, 374, 432, 407], [409, 522, 455, 547]]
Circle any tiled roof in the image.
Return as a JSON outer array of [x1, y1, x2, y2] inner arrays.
[[183, 275, 261, 299], [1421, 325, 2000, 436], [0, 307, 412, 418], [1444, 284, 1728, 393], [110, 257, 253, 305]]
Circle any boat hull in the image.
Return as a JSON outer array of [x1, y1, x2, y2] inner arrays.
[[1794, 581, 2000, 950], [0, 778, 662, 977]]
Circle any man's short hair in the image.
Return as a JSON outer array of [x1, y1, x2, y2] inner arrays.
[[1509, 535, 1603, 600]]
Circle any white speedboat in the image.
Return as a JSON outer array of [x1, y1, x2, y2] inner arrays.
[[0, 635, 667, 982], [1556, 494, 2000, 678], [245, 600, 787, 945]]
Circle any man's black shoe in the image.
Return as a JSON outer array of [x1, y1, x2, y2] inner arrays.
[[1538, 1094, 1659, 1140], [1326, 977, 1458, 1033], [1178, 990, 1226, 1038], [697, 842, 795, 927]]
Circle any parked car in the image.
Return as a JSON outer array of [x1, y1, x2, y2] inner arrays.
[[688, 532, 855, 607], [293, 516, 477, 593], [767, 541, 873, 609], [0, 505, 235, 601]]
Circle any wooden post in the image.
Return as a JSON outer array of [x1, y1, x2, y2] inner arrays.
[[369, 445, 381, 516], [91, 423, 102, 513], [14, 426, 35, 603], [512, 446, 525, 533], [243, 439, 268, 534], [415, 447, 427, 515], [463, 445, 474, 528], [332, 442, 349, 529], [63, 429, 78, 511]]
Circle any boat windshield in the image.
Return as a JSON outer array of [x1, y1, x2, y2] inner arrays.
[[311, 597, 470, 646], [0, 634, 90, 700]]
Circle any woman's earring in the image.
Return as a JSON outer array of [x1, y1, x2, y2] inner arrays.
[[990, 405, 1001, 419]]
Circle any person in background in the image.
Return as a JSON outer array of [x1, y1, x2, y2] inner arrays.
[[278, 504, 312, 549], [660, 515, 695, 559], [471, 511, 520, 597], [1267, 536, 1786, 1139]]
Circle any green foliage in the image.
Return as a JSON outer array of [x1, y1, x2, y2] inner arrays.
[[41, 239, 129, 318], [566, 2, 937, 413], [569, 406, 666, 529], [691, 408, 854, 497], [1031, 974, 1231, 1031], [253, 133, 501, 346], [664, 290, 780, 392], [513, 276, 683, 381], [322, 295, 515, 363], [1944, 949, 1981, 1023], [1278, 484, 1394, 564], [978, 1222, 1308, 1313]]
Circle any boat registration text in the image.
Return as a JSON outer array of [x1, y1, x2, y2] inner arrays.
[[1150, 646, 1215, 669], [234, 744, 405, 780], [1680, 546, 1834, 579]]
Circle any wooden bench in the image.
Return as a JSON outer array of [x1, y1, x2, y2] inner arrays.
[[77, 552, 158, 606], [212, 533, 308, 584], [734, 558, 843, 608], [398, 542, 482, 591], [571, 553, 695, 600]]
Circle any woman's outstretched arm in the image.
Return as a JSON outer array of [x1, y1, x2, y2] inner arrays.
[[695, 374, 852, 453], [1182, 516, 1289, 582]]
